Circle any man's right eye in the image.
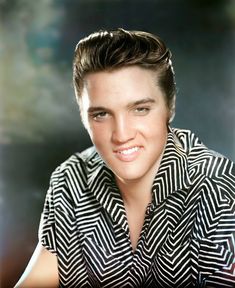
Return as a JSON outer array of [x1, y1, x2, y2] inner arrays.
[[91, 111, 108, 121]]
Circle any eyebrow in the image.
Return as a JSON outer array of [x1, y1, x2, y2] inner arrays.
[[87, 97, 156, 114], [87, 106, 111, 114], [127, 97, 156, 109]]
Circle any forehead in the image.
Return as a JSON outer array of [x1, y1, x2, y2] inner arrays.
[[81, 66, 163, 106]]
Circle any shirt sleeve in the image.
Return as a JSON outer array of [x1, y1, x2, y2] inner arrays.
[[38, 167, 60, 254], [200, 164, 235, 287]]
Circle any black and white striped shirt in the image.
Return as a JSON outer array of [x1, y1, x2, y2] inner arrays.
[[39, 128, 235, 287]]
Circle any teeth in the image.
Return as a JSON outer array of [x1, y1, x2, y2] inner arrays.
[[118, 147, 139, 155]]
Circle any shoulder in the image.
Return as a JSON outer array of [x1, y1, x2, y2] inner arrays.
[[172, 127, 235, 187], [44, 146, 105, 212], [171, 128, 209, 154], [49, 146, 102, 186], [59, 146, 100, 170]]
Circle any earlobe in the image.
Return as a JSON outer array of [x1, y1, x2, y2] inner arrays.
[[80, 114, 89, 131], [168, 95, 176, 123], [169, 111, 175, 123], [78, 104, 88, 130], [80, 114, 92, 135]]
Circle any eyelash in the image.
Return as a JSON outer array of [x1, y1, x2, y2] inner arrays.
[[90, 111, 108, 121], [134, 106, 151, 114], [90, 106, 151, 121]]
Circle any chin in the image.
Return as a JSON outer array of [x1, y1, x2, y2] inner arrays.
[[113, 168, 144, 182]]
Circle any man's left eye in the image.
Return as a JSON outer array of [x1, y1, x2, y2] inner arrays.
[[134, 107, 150, 114]]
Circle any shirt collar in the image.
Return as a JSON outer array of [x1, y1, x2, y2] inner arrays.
[[86, 127, 192, 225], [86, 152, 128, 231], [151, 126, 191, 207]]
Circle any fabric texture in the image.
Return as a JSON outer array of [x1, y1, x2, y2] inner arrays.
[[39, 127, 235, 287]]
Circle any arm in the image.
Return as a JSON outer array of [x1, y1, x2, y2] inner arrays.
[[14, 243, 59, 288]]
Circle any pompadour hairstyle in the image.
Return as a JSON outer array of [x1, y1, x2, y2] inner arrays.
[[73, 28, 176, 122]]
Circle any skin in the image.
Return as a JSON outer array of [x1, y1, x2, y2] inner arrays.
[[14, 243, 59, 287], [14, 65, 170, 286], [81, 66, 170, 249], [82, 66, 169, 191]]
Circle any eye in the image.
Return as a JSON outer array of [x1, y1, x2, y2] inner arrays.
[[91, 111, 109, 121], [134, 106, 150, 115]]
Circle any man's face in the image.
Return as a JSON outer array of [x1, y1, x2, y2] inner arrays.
[[80, 66, 169, 186]]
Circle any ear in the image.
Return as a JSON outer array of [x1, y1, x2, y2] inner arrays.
[[76, 85, 92, 133], [75, 93, 86, 128], [168, 94, 176, 123], [79, 106, 89, 130]]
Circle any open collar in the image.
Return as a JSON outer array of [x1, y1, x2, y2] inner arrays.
[[86, 127, 192, 227], [86, 151, 128, 232], [151, 127, 192, 208]]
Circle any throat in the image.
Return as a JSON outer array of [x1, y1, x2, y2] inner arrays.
[[114, 172, 155, 251], [122, 189, 152, 251], [125, 203, 148, 251]]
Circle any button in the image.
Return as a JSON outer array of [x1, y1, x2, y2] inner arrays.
[[146, 203, 154, 215]]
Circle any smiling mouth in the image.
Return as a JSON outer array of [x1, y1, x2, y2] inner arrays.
[[114, 146, 142, 161], [117, 146, 140, 155]]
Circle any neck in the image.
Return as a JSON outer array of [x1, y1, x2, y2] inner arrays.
[[115, 155, 163, 208], [115, 166, 159, 208], [118, 179, 152, 206]]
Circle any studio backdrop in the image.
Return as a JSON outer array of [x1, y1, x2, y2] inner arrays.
[[0, 0, 235, 286]]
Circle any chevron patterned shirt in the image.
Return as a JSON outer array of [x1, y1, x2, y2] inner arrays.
[[39, 128, 235, 287]]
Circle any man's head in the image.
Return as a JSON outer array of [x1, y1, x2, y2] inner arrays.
[[73, 28, 176, 122]]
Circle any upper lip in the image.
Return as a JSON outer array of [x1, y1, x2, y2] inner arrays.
[[113, 145, 142, 153]]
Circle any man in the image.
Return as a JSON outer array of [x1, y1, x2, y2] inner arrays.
[[15, 28, 235, 287]]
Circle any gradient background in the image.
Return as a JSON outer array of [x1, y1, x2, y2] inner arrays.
[[1, 0, 235, 286]]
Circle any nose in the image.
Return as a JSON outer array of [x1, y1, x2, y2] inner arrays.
[[111, 115, 136, 144]]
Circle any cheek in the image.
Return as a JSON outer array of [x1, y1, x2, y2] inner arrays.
[[88, 124, 111, 148], [140, 115, 168, 136]]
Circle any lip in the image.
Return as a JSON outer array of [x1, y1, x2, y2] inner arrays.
[[113, 146, 143, 162]]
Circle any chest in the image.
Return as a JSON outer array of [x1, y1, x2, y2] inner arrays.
[[56, 195, 195, 287], [55, 183, 232, 288]]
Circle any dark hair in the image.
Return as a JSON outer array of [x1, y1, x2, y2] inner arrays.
[[73, 28, 176, 121]]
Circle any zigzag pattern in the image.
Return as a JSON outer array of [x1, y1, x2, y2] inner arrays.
[[39, 128, 235, 287]]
